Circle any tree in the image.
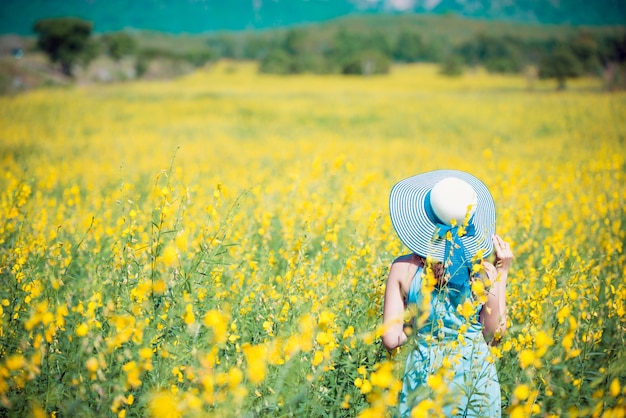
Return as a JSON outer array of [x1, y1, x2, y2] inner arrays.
[[283, 29, 309, 56], [328, 29, 392, 75], [539, 45, 583, 90], [597, 33, 626, 90], [328, 28, 364, 66], [368, 31, 392, 58], [183, 49, 216, 68], [394, 30, 426, 62], [570, 31, 601, 74], [205, 34, 240, 59], [341, 50, 390, 75], [457, 33, 524, 73], [258, 49, 293, 75], [281, 29, 313, 74], [242, 35, 276, 60], [439, 54, 464, 77], [101, 32, 137, 61], [33, 17, 97, 76]]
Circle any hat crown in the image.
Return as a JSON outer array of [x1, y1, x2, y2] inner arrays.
[[429, 177, 477, 225]]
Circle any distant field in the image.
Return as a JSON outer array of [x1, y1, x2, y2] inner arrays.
[[0, 62, 624, 417]]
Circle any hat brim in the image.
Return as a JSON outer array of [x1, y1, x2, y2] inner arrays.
[[389, 170, 496, 261]]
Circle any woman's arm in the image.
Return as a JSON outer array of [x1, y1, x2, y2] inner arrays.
[[381, 258, 414, 351], [480, 234, 513, 344]]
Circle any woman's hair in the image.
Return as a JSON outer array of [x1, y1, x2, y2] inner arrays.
[[415, 255, 445, 285]]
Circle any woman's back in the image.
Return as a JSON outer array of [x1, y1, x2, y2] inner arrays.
[[399, 266, 500, 417]]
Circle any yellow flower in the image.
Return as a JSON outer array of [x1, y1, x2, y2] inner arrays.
[[316, 331, 332, 346], [139, 347, 153, 360], [535, 330, 554, 357], [161, 245, 178, 267], [262, 320, 274, 336], [85, 357, 99, 373], [411, 399, 437, 418], [370, 362, 394, 389], [182, 304, 195, 326], [172, 367, 183, 383], [122, 361, 142, 389], [342, 325, 355, 339], [31, 404, 47, 418], [318, 310, 335, 330], [358, 405, 385, 418], [609, 378, 620, 397], [75, 323, 89, 337], [267, 339, 284, 365], [242, 343, 268, 384], [426, 373, 443, 391], [456, 299, 475, 320], [471, 278, 485, 295], [509, 405, 526, 418], [152, 279, 167, 295], [519, 349, 537, 369], [513, 384, 530, 400], [556, 305, 570, 324], [148, 391, 181, 418], [562, 333, 574, 352], [175, 230, 188, 252], [312, 351, 324, 366], [359, 379, 372, 394], [203, 309, 229, 345], [227, 366, 243, 389], [5, 354, 25, 371]]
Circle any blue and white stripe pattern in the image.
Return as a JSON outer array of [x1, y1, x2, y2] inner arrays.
[[389, 170, 496, 261]]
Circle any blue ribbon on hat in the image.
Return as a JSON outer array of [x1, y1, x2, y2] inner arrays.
[[424, 191, 477, 305]]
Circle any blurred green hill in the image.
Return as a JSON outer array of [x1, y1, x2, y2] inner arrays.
[[0, 0, 625, 35], [1, 7, 624, 95]]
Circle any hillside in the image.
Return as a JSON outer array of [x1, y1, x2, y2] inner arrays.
[[1, 11, 624, 95], [0, 0, 625, 36]]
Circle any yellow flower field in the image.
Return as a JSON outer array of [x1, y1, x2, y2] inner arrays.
[[0, 61, 625, 417]]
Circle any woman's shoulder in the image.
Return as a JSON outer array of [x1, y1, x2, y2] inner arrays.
[[390, 254, 422, 298], [390, 253, 422, 277], [392, 253, 421, 265]]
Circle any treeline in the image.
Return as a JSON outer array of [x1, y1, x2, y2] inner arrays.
[[30, 18, 217, 80], [245, 27, 626, 89], [30, 16, 626, 89]]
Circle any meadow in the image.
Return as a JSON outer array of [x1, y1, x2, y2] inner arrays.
[[0, 62, 624, 417]]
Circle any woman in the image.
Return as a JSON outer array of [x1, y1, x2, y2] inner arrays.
[[382, 170, 513, 417]]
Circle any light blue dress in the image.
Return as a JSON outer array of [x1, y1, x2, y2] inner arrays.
[[398, 267, 501, 418]]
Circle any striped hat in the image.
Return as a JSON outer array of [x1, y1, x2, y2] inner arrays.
[[389, 170, 496, 262]]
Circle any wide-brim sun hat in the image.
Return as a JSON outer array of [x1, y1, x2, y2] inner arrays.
[[389, 169, 496, 262]]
